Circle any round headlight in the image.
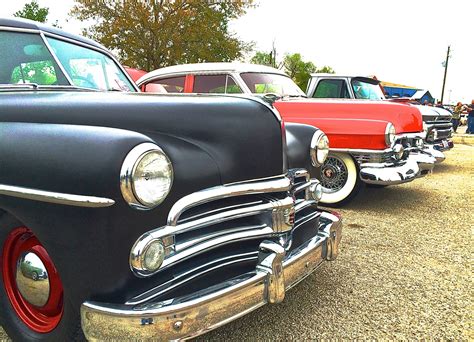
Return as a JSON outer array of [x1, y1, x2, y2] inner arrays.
[[310, 131, 329, 167], [121, 143, 173, 209], [385, 123, 396, 146]]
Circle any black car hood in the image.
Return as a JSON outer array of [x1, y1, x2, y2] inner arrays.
[[0, 91, 284, 185]]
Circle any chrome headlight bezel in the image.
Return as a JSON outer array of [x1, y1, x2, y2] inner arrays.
[[120, 142, 173, 210], [385, 122, 396, 146], [310, 130, 329, 167]]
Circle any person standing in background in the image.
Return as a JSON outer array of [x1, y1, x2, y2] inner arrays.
[[452, 102, 463, 133], [467, 100, 474, 134]]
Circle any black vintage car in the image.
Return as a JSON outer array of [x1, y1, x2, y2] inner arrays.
[[0, 18, 342, 341]]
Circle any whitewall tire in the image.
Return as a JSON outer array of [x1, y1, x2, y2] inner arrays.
[[319, 152, 360, 206]]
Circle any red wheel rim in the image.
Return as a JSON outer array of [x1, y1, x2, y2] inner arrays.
[[1, 227, 63, 333]]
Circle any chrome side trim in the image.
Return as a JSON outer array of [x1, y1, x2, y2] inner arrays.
[[330, 147, 393, 154], [0, 184, 114, 208]]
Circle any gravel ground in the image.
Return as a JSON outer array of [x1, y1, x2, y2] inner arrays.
[[1, 144, 473, 341]]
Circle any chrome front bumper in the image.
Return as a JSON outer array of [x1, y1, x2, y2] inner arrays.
[[80, 211, 342, 341], [359, 157, 420, 185], [422, 142, 453, 163]]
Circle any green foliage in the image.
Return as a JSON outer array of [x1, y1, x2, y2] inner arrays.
[[11, 60, 57, 85], [250, 51, 273, 67], [250, 50, 335, 92], [282, 53, 317, 91], [14, 0, 49, 23], [70, 0, 254, 71], [316, 65, 335, 74]]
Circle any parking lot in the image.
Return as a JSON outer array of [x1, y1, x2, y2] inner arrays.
[[1, 143, 473, 341]]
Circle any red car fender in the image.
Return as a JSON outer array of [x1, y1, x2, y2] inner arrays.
[[283, 117, 389, 150]]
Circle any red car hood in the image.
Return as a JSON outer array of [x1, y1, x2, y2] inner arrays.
[[274, 98, 423, 134]]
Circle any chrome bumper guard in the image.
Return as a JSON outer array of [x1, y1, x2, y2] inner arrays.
[[359, 157, 420, 185], [80, 211, 342, 341]]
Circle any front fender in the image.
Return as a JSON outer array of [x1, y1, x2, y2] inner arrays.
[[0, 122, 220, 308], [285, 122, 322, 174], [284, 118, 390, 150]]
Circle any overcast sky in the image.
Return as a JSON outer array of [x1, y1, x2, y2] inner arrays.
[[1, 0, 472, 103]]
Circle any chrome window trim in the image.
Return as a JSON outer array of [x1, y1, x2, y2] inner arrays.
[[0, 25, 139, 92], [0, 184, 114, 208], [39, 31, 75, 86]]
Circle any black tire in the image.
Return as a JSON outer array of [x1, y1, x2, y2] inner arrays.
[[31, 272, 38, 281], [0, 211, 85, 342], [319, 153, 362, 207]]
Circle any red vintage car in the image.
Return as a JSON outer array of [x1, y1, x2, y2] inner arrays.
[[130, 63, 437, 206]]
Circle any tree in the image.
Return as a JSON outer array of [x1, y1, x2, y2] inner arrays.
[[282, 53, 321, 92], [14, 0, 49, 23], [250, 50, 335, 91], [70, 0, 254, 71], [250, 51, 273, 67]]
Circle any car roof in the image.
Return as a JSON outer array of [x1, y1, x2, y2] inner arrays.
[[139, 62, 288, 84], [0, 17, 106, 51], [310, 74, 380, 84]]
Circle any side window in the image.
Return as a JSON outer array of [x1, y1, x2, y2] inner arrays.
[[313, 79, 349, 98], [193, 75, 227, 93], [193, 75, 243, 94], [11, 60, 58, 85], [144, 76, 185, 93], [0, 31, 67, 85], [225, 76, 243, 94]]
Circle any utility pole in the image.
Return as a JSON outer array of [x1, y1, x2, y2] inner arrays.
[[440, 45, 450, 103]]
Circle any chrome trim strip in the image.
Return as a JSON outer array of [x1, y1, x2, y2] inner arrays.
[[39, 31, 75, 85], [167, 177, 291, 226], [126, 252, 259, 305], [330, 147, 393, 154], [151, 226, 274, 273], [0, 184, 114, 208]]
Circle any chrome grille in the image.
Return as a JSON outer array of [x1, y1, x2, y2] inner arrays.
[[130, 169, 319, 278], [352, 152, 393, 164]]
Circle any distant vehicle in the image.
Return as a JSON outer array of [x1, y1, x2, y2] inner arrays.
[[307, 74, 453, 161]]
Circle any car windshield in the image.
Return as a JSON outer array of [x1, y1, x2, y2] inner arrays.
[[240, 72, 305, 97], [46, 37, 135, 92], [351, 79, 385, 100]]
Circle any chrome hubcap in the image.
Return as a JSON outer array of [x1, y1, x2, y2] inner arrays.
[[320, 156, 348, 193], [16, 252, 50, 307]]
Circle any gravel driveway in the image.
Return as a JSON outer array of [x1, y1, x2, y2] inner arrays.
[[1, 144, 472, 340]]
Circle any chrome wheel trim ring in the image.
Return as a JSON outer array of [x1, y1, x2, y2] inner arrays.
[[320, 156, 349, 193]]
